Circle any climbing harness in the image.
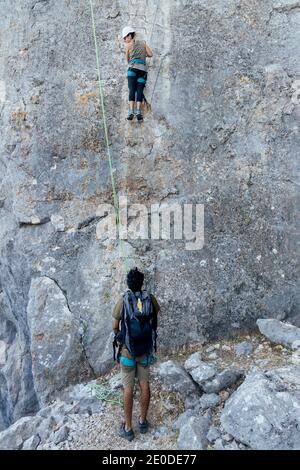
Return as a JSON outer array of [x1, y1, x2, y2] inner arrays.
[[89, 0, 129, 272], [130, 58, 146, 65]]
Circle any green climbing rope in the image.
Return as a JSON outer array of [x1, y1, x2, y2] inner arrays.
[[89, 0, 129, 273]]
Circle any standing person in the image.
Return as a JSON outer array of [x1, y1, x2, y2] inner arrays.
[[122, 26, 153, 121], [112, 267, 160, 441]]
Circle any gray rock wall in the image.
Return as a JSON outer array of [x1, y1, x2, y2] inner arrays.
[[0, 0, 299, 428]]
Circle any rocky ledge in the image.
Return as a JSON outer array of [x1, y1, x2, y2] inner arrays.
[[0, 318, 300, 450]]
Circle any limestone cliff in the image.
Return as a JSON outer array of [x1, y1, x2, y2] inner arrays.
[[0, 0, 299, 429]]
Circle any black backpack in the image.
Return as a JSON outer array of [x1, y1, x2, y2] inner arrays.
[[113, 289, 157, 360]]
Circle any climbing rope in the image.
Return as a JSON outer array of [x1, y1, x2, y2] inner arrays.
[[150, 54, 166, 104], [89, 0, 129, 274], [148, 1, 159, 45], [147, 1, 160, 105], [145, 2, 165, 108]]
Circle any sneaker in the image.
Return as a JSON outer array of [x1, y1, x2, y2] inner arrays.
[[119, 423, 135, 441], [127, 111, 134, 121], [138, 419, 149, 434], [136, 111, 143, 121]]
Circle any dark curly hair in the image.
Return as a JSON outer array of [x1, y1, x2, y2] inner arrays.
[[125, 32, 135, 40], [127, 267, 144, 292]]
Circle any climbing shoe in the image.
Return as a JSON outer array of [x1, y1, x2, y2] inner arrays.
[[136, 110, 143, 121], [138, 419, 149, 434], [127, 110, 135, 121], [119, 423, 135, 441]]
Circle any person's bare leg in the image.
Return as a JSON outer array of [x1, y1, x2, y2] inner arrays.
[[123, 387, 134, 429], [139, 381, 150, 423], [136, 101, 143, 120], [129, 101, 135, 111]]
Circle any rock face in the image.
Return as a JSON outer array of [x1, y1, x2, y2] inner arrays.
[[221, 366, 300, 450], [0, 0, 299, 428], [27, 277, 89, 406], [257, 319, 300, 349]]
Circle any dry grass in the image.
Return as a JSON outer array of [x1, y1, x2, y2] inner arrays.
[[11, 110, 27, 122], [75, 91, 97, 105]]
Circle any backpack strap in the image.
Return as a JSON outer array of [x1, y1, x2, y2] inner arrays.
[[121, 291, 135, 355], [113, 332, 124, 363], [152, 307, 158, 353], [113, 334, 118, 361], [112, 293, 131, 361]]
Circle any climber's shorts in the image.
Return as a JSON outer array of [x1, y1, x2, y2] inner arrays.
[[120, 348, 150, 389]]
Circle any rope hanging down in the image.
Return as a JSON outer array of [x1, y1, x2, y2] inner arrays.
[[89, 0, 129, 273], [145, 1, 164, 106], [148, 1, 159, 44]]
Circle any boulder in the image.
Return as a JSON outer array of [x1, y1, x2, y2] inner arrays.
[[199, 393, 221, 410], [60, 381, 103, 415], [27, 277, 85, 406], [184, 354, 217, 386], [184, 394, 201, 410], [234, 341, 253, 356], [184, 352, 203, 370], [221, 366, 300, 449], [177, 415, 211, 450], [22, 434, 41, 450], [0, 416, 42, 450], [35, 416, 58, 442], [207, 426, 221, 443], [173, 409, 199, 430], [208, 352, 218, 360], [53, 425, 70, 445], [214, 438, 226, 450], [201, 369, 243, 393], [156, 361, 199, 396], [257, 319, 300, 350]]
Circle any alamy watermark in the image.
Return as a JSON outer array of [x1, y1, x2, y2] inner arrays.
[[95, 196, 204, 250]]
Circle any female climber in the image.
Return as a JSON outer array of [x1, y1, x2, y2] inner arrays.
[[122, 26, 153, 122]]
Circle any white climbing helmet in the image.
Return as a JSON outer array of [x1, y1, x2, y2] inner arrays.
[[122, 26, 135, 39]]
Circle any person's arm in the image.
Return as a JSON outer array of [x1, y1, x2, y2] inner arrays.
[[112, 318, 120, 334], [145, 42, 153, 58], [150, 294, 160, 315], [125, 45, 130, 63], [112, 298, 123, 333]]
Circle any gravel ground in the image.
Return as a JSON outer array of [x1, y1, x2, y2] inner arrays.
[[39, 333, 296, 450], [40, 376, 182, 450]]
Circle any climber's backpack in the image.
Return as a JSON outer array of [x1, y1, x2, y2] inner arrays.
[[114, 289, 157, 361]]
